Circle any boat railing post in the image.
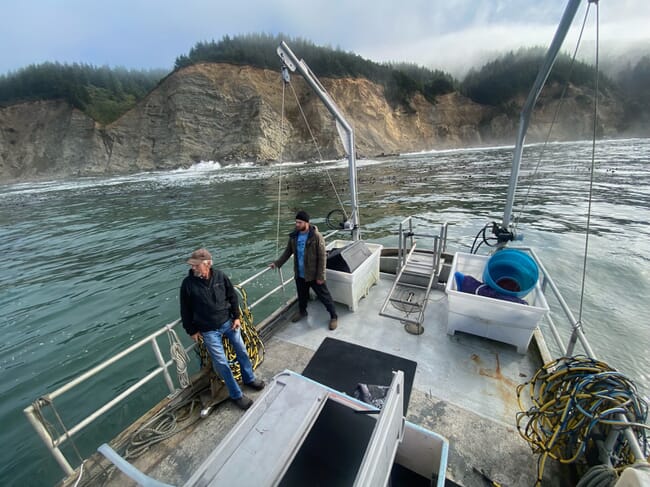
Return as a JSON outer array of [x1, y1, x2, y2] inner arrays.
[[398, 221, 404, 270], [565, 326, 582, 357], [526, 248, 596, 358], [544, 314, 568, 355], [439, 223, 445, 254], [433, 235, 440, 274], [151, 337, 176, 394], [620, 415, 647, 461], [598, 426, 620, 467], [279, 268, 285, 292], [24, 404, 75, 476]]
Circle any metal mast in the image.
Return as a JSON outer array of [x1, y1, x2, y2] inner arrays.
[[502, 0, 582, 229]]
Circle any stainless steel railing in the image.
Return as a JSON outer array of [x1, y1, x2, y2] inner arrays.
[[24, 230, 341, 476], [514, 247, 595, 358], [28, 234, 641, 478], [24, 321, 193, 475]]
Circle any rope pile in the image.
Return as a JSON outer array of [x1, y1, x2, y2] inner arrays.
[[168, 327, 190, 388], [197, 285, 265, 380], [124, 396, 202, 460], [516, 356, 649, 486]]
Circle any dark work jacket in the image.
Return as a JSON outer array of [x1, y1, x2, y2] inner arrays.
[[179, 268, 240, 336], [273, 224, 327, 282]]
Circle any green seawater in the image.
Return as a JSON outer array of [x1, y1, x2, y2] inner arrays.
[[1, 138, 648, 486]]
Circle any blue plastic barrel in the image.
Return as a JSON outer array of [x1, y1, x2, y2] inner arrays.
[[483, 249, 539, 297]]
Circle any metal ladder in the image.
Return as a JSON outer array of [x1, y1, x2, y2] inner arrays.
[[379, 217, 448, 334]]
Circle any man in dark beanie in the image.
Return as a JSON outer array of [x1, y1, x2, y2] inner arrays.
[[270, 211, 338, 330]]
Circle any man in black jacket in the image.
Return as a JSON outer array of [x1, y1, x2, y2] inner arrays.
[[180, 248, 264, 410]]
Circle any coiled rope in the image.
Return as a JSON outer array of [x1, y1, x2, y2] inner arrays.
[[196, 284, 265, 380], [516, 356, 649, 486], [124, 395, 202, 460], [167, 327, 190, 388], [576, 464, 617, 487]]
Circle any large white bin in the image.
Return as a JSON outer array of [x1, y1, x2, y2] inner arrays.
[[326, 240, 382, 311], [445, 252, 549, 353]]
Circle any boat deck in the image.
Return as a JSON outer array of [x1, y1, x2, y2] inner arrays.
[[270, 275, 566, 486], [70, 273, 569, 487]]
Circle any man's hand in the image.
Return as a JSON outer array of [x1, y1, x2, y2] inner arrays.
[[232, 318, 241, 330], [269, 262, 276, 269], [316, 279, 324, 285], [190, 332, 201, 342]]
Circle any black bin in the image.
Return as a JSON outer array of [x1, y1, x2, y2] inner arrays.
[[326, 241, 372, 274]]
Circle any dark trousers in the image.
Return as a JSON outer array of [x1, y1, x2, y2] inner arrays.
[[295, 277, 337, 318]]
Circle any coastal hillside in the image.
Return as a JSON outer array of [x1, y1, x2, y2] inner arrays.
[[0, 61, 631, 182]]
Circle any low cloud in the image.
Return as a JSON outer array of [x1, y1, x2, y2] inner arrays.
[[357, 16, 650, 81], [1, 0, 649, 78]]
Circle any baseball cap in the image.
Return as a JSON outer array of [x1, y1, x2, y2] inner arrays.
[[187, 248, 212, 265]]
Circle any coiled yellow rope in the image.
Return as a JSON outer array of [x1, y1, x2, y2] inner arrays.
[[516, 356, 649, 486], [197, 285, 265, 380]]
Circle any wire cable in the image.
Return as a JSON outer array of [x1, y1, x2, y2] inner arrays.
[[470, 223, 498, 254], [577, 0, 600, 325], [516, 356, 649, 486], [513, 3, 594, 234], [72, 460, 85, 487], [275, 71, 287, 256], [287, 78, 349, 220]]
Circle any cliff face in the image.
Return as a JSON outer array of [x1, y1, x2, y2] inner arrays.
[[0, 100, 98, 179], [0, 63, 626, 182]]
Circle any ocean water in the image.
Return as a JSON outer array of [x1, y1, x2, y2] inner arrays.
[[1, 138, 648, 486]]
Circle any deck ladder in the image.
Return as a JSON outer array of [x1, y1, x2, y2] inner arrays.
[[380, 217, 447, 332]]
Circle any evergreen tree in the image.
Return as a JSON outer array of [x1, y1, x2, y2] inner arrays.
[[173, 33, 457, 107], [0, 63, 166, 124]]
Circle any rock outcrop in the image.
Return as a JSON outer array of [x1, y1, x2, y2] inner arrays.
[[0, 63, 626, 182]]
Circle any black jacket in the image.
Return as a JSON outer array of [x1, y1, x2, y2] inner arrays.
[[179, 268, 240, 336]]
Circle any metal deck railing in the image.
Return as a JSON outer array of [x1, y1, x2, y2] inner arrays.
[[23, 230, 340, 476], [513, 247, 595, 358], [23, 231, 647, 479], [24, 321, 193, 476]]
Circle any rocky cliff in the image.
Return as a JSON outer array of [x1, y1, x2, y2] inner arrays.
[[0, 63, 625, 182]]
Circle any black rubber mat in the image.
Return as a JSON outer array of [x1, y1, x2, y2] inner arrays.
[[302, 337, 417, 412]]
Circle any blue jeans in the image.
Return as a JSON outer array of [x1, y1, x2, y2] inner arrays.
[[202, 320, 256, 400]]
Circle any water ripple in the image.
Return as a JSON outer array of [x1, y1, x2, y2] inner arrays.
[[1, 138, 649, 486]]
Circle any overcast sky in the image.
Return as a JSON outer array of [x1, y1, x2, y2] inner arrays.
[[2, 0, 650, 78]]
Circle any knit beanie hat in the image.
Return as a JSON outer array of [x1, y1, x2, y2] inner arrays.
[[295, 210, 310, 222]]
